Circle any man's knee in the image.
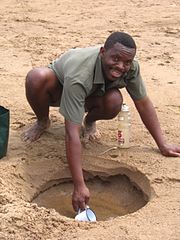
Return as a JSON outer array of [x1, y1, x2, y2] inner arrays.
[[26, 68, 48, 91], [104, 89, 123, 118]]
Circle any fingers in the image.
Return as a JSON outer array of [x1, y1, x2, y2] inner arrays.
[[85, 195, 90, 208], [169, 151, 180, 157], [161, 144, 180, 157], [72, 194, 90, 212], [72, 199, 86, 212], [162, 150, 180, 157], [80, 201, 86, 211]]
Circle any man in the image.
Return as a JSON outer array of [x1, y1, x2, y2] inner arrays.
[[23, 32, 180, 211]]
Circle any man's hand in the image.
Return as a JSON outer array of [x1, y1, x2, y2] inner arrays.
[[159, 143, 180, 157], [72, 184, 90, 212]]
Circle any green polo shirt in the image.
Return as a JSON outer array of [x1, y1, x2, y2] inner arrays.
[[49, 46, 146, 124]]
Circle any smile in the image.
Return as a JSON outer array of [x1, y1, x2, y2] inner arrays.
[[110, 69, 123, 78]]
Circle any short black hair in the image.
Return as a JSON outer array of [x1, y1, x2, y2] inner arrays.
[[104, 32, 136, 50]]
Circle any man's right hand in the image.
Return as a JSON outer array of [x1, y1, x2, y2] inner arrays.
[[72, 183, 90, 212]]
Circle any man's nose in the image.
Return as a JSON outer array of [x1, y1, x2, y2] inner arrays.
[[116, 61, 125, 70]]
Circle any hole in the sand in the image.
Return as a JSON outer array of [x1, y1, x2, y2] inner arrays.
[[32, 174, 149, 221]]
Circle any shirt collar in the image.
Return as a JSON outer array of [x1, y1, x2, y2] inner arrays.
[[93, 54, 105, 84]]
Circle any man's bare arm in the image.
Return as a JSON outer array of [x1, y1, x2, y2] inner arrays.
[[134, 96, 180, 157], [65, 119, 90, 211]]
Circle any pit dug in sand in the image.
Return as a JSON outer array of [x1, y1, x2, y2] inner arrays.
[[31, 156, 152, 221], [33, 175, 147, 221]]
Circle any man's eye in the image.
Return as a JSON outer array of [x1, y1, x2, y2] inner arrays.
[[113, 56, 119, 62]]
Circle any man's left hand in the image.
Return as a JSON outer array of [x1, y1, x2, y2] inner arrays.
[[159, 143, 180, 157]]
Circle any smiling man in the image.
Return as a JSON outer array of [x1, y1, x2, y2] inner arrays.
[[23, 32, 180, 211]]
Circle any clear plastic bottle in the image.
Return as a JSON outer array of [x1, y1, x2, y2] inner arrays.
[[117, 103, 131, 148]]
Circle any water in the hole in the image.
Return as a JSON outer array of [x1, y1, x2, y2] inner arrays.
[[33, 175, 147, 221]]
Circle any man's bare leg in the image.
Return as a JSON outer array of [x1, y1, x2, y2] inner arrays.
[[83, 88, 123, 141], [22, 67, 62, 142]]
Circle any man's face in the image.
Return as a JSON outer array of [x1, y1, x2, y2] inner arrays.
[[100, 42, 136, 81]]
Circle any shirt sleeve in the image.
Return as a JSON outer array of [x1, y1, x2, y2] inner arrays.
[[126, 61, 147, 100], [59, 77, 87, 124]]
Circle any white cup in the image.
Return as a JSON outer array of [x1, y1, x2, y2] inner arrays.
[[75, 206, 96, 222]]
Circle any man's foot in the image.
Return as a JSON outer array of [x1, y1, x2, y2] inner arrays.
[[82, 119, 101, 142], [22, 119, 50, 142]]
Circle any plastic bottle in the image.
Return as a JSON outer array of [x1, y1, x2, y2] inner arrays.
[[117, 103, 131, 148]]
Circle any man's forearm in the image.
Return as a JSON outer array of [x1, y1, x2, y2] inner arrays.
[[134, 96, 166, 149], [64, 120, 90, 210], [64, 119, 85, 187], [65, 134, 85, 187]]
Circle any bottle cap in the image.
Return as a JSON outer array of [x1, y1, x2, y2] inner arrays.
[[121, 103, 129, 112]]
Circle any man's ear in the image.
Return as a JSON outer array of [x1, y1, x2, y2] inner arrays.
[[99, 46, 105, 57]]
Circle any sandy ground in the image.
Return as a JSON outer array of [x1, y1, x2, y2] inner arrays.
[[0, 0, 180, 239]]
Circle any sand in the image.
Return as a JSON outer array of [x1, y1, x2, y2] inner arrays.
[[0, 0, 180, 239]]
